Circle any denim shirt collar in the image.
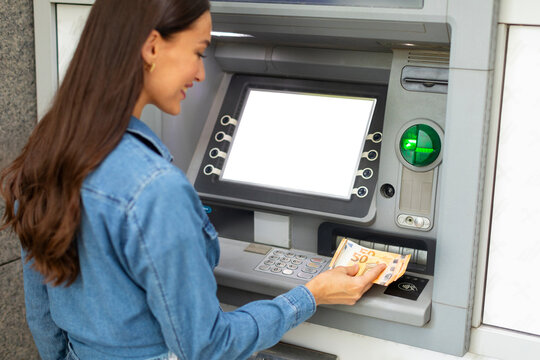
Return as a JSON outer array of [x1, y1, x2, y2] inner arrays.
[[127, 116, 173, 163]]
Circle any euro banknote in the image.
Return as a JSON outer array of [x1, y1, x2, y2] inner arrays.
[[329, 238, 410, 286]]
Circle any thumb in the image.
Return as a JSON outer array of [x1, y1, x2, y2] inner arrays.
[[362, 263, 387, 282], [344, 263, 359, 276]]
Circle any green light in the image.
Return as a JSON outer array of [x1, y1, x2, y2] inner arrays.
[[415, 147, 434, 154], [399, 124, 441, 167], [403, 139, 417, 150]]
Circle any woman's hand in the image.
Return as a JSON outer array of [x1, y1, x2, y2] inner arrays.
[[305, 263, 386, 305]]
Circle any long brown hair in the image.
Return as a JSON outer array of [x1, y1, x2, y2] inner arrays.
[[0, 0, 210, 286]]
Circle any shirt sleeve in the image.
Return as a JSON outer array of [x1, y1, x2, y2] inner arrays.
[[21, 252, 68, 360], [123, 168, 316, 360]]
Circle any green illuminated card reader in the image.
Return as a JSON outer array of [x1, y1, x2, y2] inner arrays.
[[394, 120, 444, 231], [400, 124, 442, 169]]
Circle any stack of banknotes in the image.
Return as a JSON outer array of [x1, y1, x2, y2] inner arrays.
[[329, 238, 410, 286]]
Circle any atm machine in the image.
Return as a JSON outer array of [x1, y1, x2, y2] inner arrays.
[[34, 0, 499, 357], [169, 0, 498, 357]]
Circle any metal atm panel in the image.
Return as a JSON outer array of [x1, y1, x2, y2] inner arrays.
[[183, 0, 498, 355]]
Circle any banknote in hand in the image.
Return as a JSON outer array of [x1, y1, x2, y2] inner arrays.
[[329, 238, 410, 286]]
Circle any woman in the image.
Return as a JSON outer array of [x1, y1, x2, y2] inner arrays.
[[0, 1, 384, 359]]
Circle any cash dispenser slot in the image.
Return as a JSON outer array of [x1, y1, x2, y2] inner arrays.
[[317, 222, 435, 275]]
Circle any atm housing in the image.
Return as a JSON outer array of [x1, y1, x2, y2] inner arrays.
[[173, 1, 495, 357]]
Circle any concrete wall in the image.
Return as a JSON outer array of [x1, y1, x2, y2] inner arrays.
[[0, 0, 40, 358]]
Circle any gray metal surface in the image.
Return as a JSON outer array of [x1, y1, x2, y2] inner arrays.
[[202, 1, 497, 354], [248, 342, 337, 360], [372, 49, 447, 238], [216, 238, 432, 327], [213, 0, 423, 9], [215, 44, 392, 84]]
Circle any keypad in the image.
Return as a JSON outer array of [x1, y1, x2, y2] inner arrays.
[[254, 248, 331, 280]]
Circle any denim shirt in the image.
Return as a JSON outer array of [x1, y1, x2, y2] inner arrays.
[[23, 116, 316, 360]]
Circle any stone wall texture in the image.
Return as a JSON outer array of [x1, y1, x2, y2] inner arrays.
[[0, 0, 40, 358]]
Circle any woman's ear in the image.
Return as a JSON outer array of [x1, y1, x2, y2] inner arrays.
[[141, 29, 160, 65]]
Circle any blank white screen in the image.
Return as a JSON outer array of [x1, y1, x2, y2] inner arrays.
[[221, 89, 376, 199]]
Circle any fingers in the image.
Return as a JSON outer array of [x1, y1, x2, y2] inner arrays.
[[344, 263, 359, 276], [354, 264, 385, 299], [331, 263, 358, 276], [306, 263, 386, 306], [361, 263, 387, 283]]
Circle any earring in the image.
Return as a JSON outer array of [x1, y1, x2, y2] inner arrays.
[[145, 62, 156, 73]]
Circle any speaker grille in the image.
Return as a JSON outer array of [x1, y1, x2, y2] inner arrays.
[[407, 51, 450, 66]]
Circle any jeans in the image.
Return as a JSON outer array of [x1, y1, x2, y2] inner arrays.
[[65, 341, 178, 360]]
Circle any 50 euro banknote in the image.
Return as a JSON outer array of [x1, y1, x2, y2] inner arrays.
[[328, 238, 410, 286]]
